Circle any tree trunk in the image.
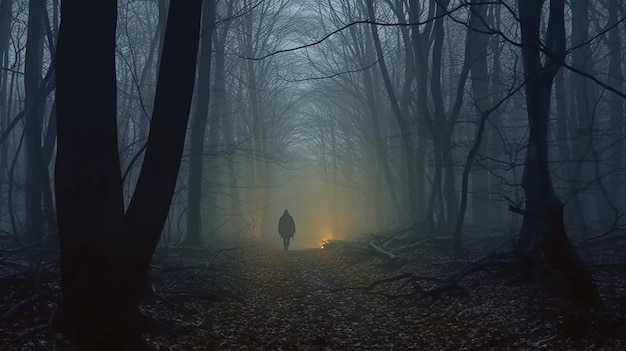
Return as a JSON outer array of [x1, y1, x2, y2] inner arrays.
[[454, 0, 492, 247], [367, 0, 414, 222], [607, 2, 623, 212], [184, 0, 216, 247], [487, 4, 503, 227], [467, 0, 491, 228], [554, 68, 569, 175], [0, 0, 12, 216], [570, 0, 605, 226], [410, 0, 435, 229], [55, 1, 202, 348], [430, 0, 460, 233], [213, 4, 240, 240], [243, 8, 266, 239], [517, 0, 598, 307], [24, 0, 46, 242]]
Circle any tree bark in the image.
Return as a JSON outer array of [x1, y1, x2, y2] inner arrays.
[[24, 0, 46, 242], [214, 4, 241, 240], [184, 0, 216, 247], [55, 1, 203, 348], [517, 0, 598, 307], [454, 0, 492, 247], [367, 0, 415, 222], [607, 1, 623, 212], [244, 6, 266, 239], [467, 0, 491, 228], [410, 0, 436, 230], [0, 0, 12, 216]]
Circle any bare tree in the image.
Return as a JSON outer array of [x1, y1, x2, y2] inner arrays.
[[55, 0, 202, 348], [184, 0, 217, 247], [516, 0, 598, 306]]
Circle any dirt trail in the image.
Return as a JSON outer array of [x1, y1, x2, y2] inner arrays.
[[178, 244, 625, 351], [204, 247, 419, 350]]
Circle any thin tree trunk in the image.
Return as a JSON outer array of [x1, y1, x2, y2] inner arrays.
[[367, 0, 414, 222], [24, 0, 46, 242], [427, 0, 449, 232], [607, 2, 623, 212], [0, 0, 12, 216], [244, 7, 266, 239], [467, 0, 491, 228], [454, 0, 491, 248], [213, 5, 240, 240], [571, 0, 604, 226], [410, 0, 435, 229], [487, 4, 503, 227], [184, 0, 216, 247], [517, 0, 598, 307]]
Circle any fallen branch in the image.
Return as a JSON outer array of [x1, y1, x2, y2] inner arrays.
[[579, 211, 626, 244], [420, 257, 507, 299], [368, 241, 402, 263], [389, 238, 430, 254], [0, 294, 43, 321], [357, 251, 515, 300], [149, 281, 182, 311]]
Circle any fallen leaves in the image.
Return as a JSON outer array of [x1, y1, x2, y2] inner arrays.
[[1, 239, 625, 350]]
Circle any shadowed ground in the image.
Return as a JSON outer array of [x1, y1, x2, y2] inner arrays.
[[2, 240, 625, 350]]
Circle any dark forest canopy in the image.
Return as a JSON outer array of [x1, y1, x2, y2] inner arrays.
[[0, 0, 625, 349]]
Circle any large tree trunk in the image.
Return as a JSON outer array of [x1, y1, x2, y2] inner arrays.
[[55, 1, 202, 349], [517, 0, 598, 307]]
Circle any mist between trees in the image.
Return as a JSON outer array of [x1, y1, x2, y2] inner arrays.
[[0, 0, 625, 349]]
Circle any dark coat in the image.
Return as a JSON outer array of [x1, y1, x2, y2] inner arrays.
[[278, 212, 295, 238]]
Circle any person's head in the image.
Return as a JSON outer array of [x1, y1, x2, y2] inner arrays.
[[283, 210, 289, 215]]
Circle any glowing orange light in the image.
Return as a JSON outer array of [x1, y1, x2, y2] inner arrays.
[[320, 238, 329, 249]]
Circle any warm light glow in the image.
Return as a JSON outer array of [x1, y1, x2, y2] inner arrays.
[[259, 164, 367, 248], [320, 237, 330, 249]]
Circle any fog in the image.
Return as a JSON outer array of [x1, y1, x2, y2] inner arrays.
[[0, 0, 625, 349], [1, 0, 625, 250]]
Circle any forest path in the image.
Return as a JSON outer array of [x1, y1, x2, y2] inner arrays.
[[147, 243, 625, 350], [182, 244, 467, 351], [203, 246, 420, 350]]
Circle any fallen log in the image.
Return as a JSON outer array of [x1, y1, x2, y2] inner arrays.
[[368, 241, 401, 263]]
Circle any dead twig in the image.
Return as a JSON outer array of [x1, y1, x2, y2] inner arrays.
[[0, 294, 43, 322]]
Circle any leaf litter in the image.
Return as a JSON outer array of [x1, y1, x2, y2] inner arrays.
[[1, 238, 625, 350]]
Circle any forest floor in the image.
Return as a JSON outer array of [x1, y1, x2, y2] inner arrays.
[[1, 234, 626, 350]]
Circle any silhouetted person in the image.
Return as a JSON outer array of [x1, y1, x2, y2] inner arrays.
[[278, 210, 295, 250]]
